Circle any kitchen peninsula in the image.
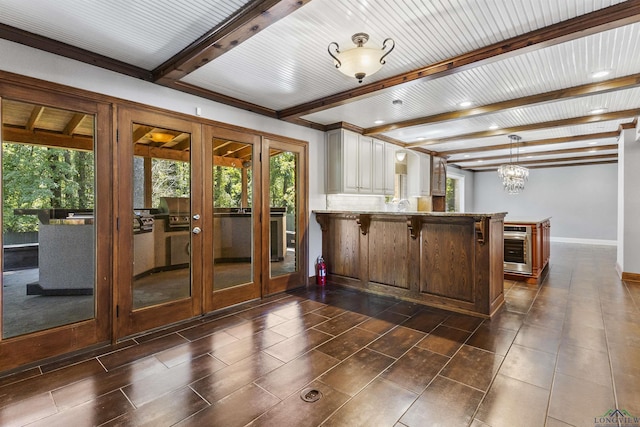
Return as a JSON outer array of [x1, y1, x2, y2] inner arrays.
[[315, 210, 506, 317]]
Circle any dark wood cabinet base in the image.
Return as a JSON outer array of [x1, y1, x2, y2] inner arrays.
[[315, 211, 506, 318]]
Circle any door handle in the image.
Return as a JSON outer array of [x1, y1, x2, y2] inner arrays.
[[192, 226, 201, 235]]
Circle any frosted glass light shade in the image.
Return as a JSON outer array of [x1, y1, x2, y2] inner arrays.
[[334, 47, 384, 81]]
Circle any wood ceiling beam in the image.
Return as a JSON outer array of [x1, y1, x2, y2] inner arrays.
[[26, 106, 44, 131], [0, 23, 152, 81], [167, 81, 279, 118], [364, 73, 640, 136], [406, 109, 640, 148], [460, 153, 617, 169], [466, 159, 618, 171], [437, 131, 620, 157], [453, 144, 618, 164], [3, 126, 93, 151], [153, 0, 311, 83], [278, 0, 640, 120], [63, 113, 87, 135]]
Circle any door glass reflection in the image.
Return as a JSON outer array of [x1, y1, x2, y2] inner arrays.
[[269, 149, 297, 277], [2, 100, 96, 338], [132, 124, 191, 309], [212, 138, 253, 290]]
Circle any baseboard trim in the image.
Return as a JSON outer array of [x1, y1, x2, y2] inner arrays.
[[550, 237, 617, 246], [622, 272, 640, 283]]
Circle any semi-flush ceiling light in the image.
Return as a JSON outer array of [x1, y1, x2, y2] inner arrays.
[[148, 132, 174, 143], [328, 33, 395, 83]]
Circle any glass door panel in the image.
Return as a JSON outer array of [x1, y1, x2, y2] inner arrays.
[[212, 139, 254, 290], [263, 138, 307, 295], [132, 125, 192, 309], [204, 126, 261, 312], [269, 149, 297, 278], [2, 100, 96, 338]]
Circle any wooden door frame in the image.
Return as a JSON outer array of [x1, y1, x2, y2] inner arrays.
[[262, 137, 309, 296], [114, 106, 202, 339], [203, 125, 263, 311], [0, 83, 112, 372]]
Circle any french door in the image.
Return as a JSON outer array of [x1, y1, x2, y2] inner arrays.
[[203, 125, 262, 312], [115, 108, 203, 338], [115, 110, 308, 339], [262, 137, 308, 295]]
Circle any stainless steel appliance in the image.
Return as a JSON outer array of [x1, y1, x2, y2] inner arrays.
[[158, 197, 190, 231], [504, 225, 532, 275], [133, 209, 154, 234]]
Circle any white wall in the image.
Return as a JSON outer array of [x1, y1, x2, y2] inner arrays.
[[0, 39, 327, 276], [619, 128, 640, 274], [473, 163, 618, 243]]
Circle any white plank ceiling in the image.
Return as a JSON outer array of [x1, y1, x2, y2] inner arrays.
[[1, 0, 637, 169]]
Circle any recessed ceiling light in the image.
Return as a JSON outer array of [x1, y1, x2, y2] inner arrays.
[[374, 120, 384, 124], [590, 70, 611, 79], [489, 124, 499, 130], [589, 149, 598, 153], [589, 108, 608, 115], [477, 159, 483, 163], [464, 154, 470, 158], [588, 141, 598, 145], [416, 137, 426, 141], [526, 156, 533, 159], [459, 101, 473, 108]]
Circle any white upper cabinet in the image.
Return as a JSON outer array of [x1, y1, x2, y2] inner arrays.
[[326, 129, 373, 194], [383, 143, 397, 196], [371, 138, 385, 194], [407, 151, 431, 197]]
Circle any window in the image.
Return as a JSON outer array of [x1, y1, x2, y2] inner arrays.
[[446, 171, 465, 212]]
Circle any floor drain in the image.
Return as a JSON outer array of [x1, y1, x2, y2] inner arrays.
[[300, 388, 322, 403]]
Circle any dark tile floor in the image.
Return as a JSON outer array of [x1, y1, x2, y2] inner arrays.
[[1, 243, 639, 426]]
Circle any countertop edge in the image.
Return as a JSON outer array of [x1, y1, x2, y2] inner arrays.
[[312, 210, 507, 218]]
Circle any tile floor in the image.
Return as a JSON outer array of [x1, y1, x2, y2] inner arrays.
[[0, 243, 639, 426]]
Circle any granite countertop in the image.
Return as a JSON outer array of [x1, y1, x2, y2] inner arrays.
[[313, 210, 507, 218], [504, 216, 551, 224]]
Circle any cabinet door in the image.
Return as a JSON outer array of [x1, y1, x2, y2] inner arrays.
[[431, 156, 447, 196], [372, 139, 385, 194], [343, 130, 360, 193], [357, 135, 373, 193], [326, 130, 343, 194], [420, 153, 431, 196], [384, 143, 396, 195]]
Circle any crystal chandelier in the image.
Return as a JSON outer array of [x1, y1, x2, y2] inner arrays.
[[497, 134, 529, 194]]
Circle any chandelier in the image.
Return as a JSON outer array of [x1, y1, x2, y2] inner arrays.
[[328, 33, 395, 83], [497, 134, 529, 194]]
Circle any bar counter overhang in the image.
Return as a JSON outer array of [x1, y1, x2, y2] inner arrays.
[[314, 210, 507, 318]]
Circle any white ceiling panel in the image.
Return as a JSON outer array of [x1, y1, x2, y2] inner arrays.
[[0, 0, 251, 69], [180, 0, 625, 110], [303, 22, 640, 127]]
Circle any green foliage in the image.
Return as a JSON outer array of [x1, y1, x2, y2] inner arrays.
[[269, 152, 296, 214], [213, 165, 252, 208], [151, 159, 190, 207], [2, 143, 94, 233], [446, 177, 456, 212]]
